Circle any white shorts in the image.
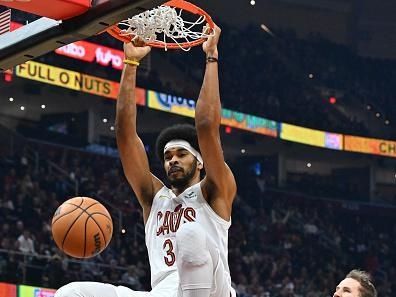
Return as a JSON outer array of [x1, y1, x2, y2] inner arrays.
[[56, 250, 235, 297], [116, 272, 178, 297], [56, 265, 235, 297], [116, 256, 236, 297]]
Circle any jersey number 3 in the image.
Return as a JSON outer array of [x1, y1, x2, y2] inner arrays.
[[163, 239, 176, 266]]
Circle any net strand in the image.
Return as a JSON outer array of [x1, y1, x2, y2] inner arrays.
[[117, 5, 212, 51]]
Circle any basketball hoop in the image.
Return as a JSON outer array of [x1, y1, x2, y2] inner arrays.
[[106, 0, 214, 51]]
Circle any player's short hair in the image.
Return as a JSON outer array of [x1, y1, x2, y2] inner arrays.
[[155, 124, 200, 163], [346, 270, 377, 297]]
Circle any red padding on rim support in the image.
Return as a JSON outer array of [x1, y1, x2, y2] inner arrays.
[[106, 0, 214, 49], [0, 0, 92, 20]]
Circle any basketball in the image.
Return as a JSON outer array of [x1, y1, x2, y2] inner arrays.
[[51, 197, 113, 258]]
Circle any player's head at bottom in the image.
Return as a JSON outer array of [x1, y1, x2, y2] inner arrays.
[[333, 270, 377, 297]]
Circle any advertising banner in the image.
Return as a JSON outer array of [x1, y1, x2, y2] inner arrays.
[[147, 90, 196, 118], [0, 283, 16, 297], [280, 123, 326, 147], [324, 132, 343, 150], [11, 22, 124, 71], [16, 61, 81, 91], [18, 285, 56, 297], [16, 62, 396, 159], [15, 61, 146, 105], [221, 109, 278, 137], [79, 73, 119, 99], [134, 87, 146, 106], [344, 135, 396, 158], [55, 41, 124, 71]]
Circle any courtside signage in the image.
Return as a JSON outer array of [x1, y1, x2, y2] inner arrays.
[[18, 285, 56, 297], [324, 132, 343, 150], [221, 108, 278, 137], [15, 61, 145, 105], [344, 135, 396, 157], [0, 283, 16, 297], [280, 123, 326, 148], [14, 62, 396, 159], [80, 72, 119, 98], [147, 90, 196, 118], [17, 61, 81, 91]]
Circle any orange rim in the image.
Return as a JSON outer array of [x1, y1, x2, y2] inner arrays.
[[106, 0, 214, 49]]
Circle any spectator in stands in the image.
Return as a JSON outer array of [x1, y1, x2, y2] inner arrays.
[[16, 229, 35, 254], [0, 141, 394, 296]]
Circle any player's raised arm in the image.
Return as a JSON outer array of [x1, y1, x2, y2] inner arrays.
[[116, 41, 162, 219], [195, 25, 237, 220]]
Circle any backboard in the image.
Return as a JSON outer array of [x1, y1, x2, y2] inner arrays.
[[0, 0, 164, 71]]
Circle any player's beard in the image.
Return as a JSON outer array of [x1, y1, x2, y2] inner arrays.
[[168, 160, 197, 188]]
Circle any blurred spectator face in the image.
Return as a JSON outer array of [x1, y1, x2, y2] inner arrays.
[[127, 265, 136, 275], [1, 238, 11, 249], [16, 220, 24, 231], [42, 223, 51, 233], [333, 278, 361, 297], [110, 259, 117, 268], [23, 230, 31, 238], [2, 223, 10, 233], [286, 282, 294, 293], [9, 168, 16, 177], [120, 256, 127, 266], [33, 197, 41, 207]]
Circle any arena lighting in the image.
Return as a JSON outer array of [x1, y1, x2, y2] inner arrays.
[[250, 0, 255, 5], [366, 104, 372, 110], [241, 148, 246, 154], [308, 73, 314, 79], [375, 112, 381, 118], [9, 97, 13, 102], [102, 118, 108, 123], [41, 104, 46, 109], [307, 162, 312, 168], [385, 120, 390, 125], [121, 228, 126, 234], [260, 24, 274, 37], [20, 106, 25, 111], [110, 126, 115, 131], [329, 97, 336, 104]]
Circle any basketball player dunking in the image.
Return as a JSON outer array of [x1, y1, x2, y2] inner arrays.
[[55, 24, 237, 297]]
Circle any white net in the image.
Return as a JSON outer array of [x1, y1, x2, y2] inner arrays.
[[117, 6, 212, 51]]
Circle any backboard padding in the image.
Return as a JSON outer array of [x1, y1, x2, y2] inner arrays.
[[0, 0, 164, 71]]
